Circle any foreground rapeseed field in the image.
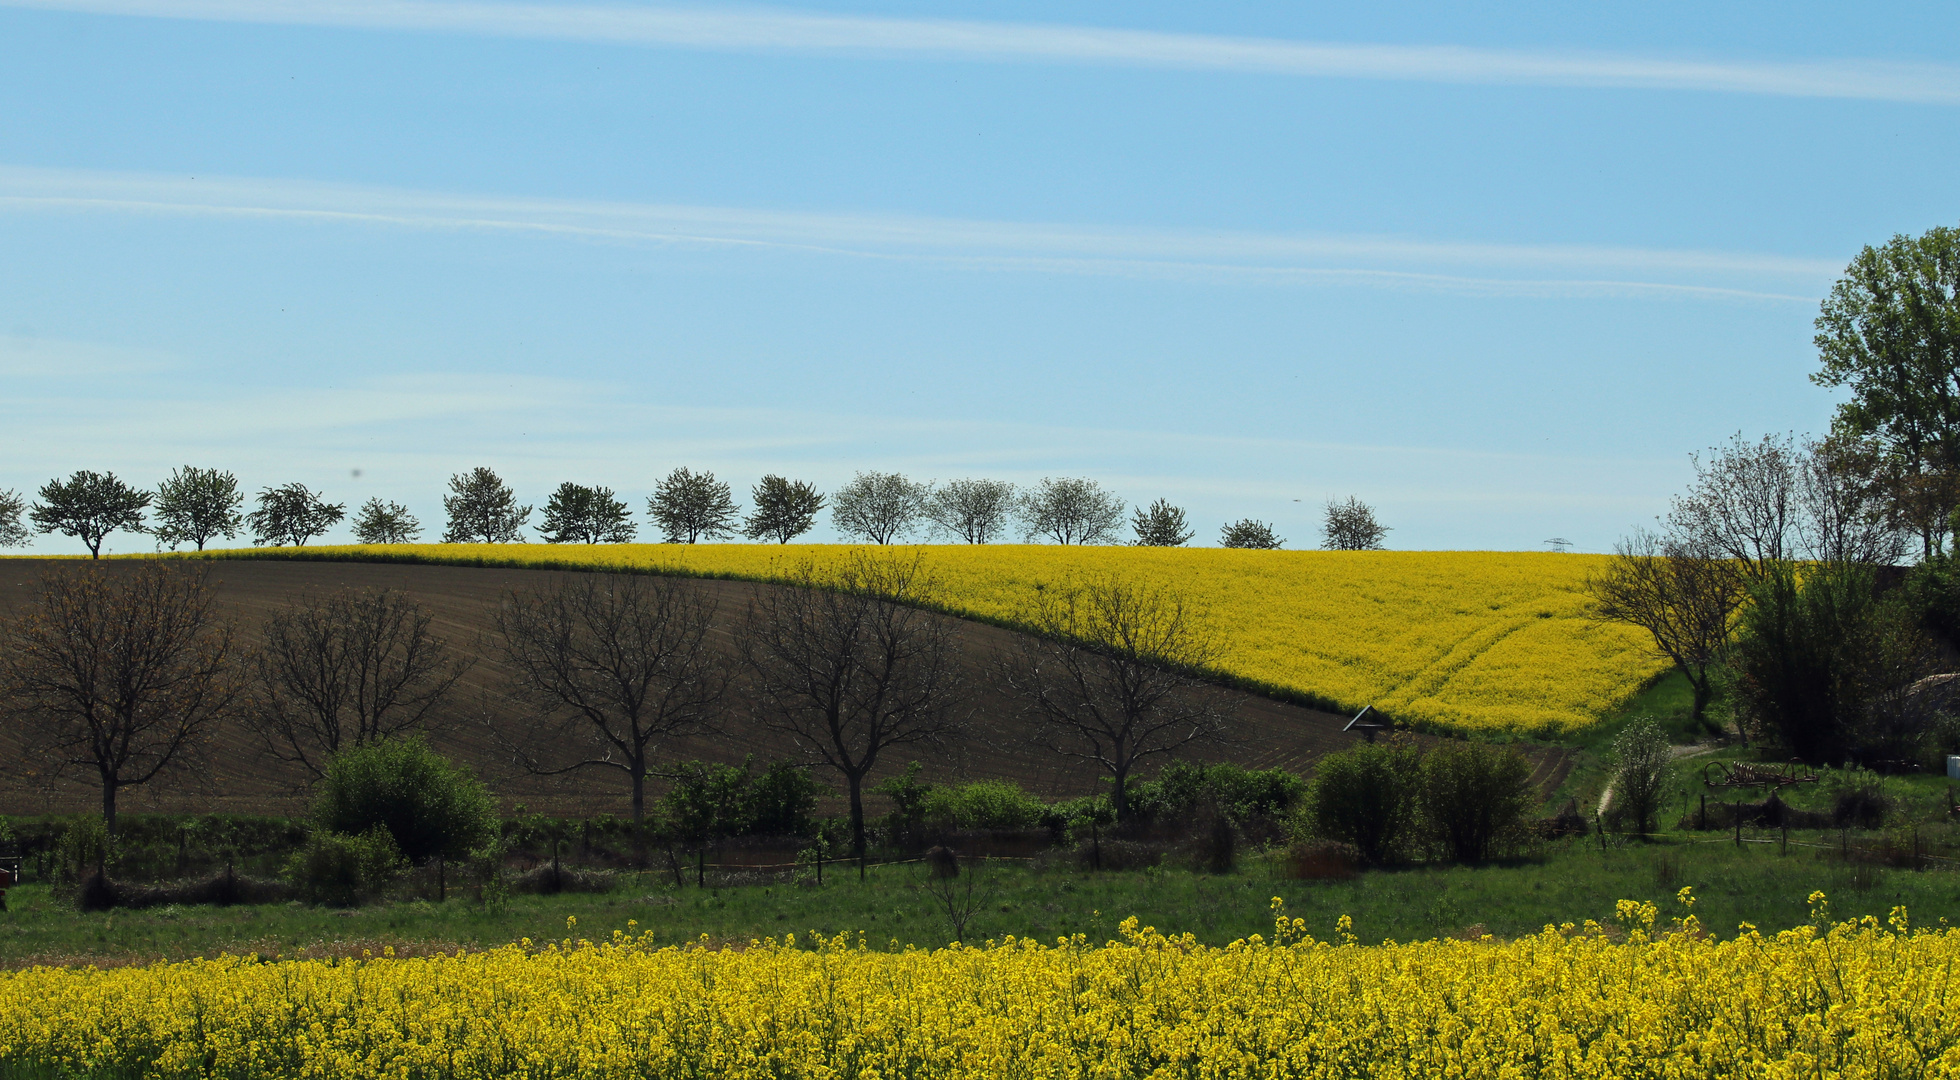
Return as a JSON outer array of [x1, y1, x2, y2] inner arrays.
[[197, 544, 1660, 734], [1, 897, 1953, 1079]]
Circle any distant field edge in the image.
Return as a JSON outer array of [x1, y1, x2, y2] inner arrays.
[[17, 544, 1653, 742]]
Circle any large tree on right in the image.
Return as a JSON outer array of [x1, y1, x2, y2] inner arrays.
[[1812, 225, 1960, 557]]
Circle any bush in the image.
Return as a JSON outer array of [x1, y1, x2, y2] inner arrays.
[[313, 737, 498, 865], [1137, 762, 1305, 828], [1611, 719, 1672, 837], [1300, 740, 1420, 865], [1728, 562, 1929, 763], [923, 781, 1048, 832], [286, 827, 404, 906], [55, 816, 112, 890], [1418, 741, 1536, 863]]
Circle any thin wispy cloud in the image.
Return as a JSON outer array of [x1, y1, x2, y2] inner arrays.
[[0, 165, 1832, 301], [8, 0, 1960, 104]]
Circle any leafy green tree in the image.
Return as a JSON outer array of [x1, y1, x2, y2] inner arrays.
[[1611, 718, 1672, 837], [442, 468, 531, 543], [1301, 739, 1420, 865], [831, 471, 929, 544], [247, 483, 345, 547], [1417, 742, 1534, 863], [743, 475, 825, 543], [647, 467, 740, 543], [30, 470, 151, 558], [152, 467, 243, 551], [0, 489, 28, 548], [539, 483, 636, 544], [1221, 519, 1284, 549], [1130, 499, 1194, 546], [1813, 226, 1960, 557], [925, 479, 1017, 544], [312, 736, 497, 864], [351, 499, 421, 544], [1021, 477, 1124, 545]]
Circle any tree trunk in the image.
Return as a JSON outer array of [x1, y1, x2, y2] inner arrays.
[[1111, 766, 1130, 823], [846, 771, 869, 858], [101, 779, 118, 837]]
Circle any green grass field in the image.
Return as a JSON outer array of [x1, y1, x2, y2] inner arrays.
[[3, 838, 1957, 967]]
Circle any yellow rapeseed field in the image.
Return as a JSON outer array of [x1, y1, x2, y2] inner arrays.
[[3, 896, 1955, 1079], [197, 545, 1663, 734]]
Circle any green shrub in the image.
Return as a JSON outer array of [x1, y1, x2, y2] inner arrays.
[[55, 816, 112, 887], [285, 827, 404, 906], [1418, 741, 1535, 863], [922, 780, 1047, 832], [1299, 740, 1420, 865], [1138, 762, 1305, 825], [313, 737, 497, 864]]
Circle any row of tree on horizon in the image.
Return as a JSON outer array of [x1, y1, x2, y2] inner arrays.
[[0, 466, 1394, 558]]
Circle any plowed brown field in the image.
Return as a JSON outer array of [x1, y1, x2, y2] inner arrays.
[[0, 559, 1372, 818]]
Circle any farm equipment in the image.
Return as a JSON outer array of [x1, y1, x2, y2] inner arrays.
[[1700, 760, 1819, 791]]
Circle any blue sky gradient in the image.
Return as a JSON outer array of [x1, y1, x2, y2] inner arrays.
[[3, 1, 1956, 552]]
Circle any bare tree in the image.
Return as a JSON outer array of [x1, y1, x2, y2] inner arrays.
[[1321, 497, 1388, 550], [997, 573, 1233, 821], [0, 563, 238, 833], [1798, 434, 1907, 565], [248, 587, 472, 780], [1586, 528, 1743, 729], [737, 552, 967, 858], [1022, 477, 1124, 545], [832, 471, 930, 544], [495, 573, 727, 824], [1666, 433, 1800, 581], [925, 479, 1017, 544]]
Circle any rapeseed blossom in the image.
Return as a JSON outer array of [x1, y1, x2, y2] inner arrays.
[[3, 896, 1957, 1078]]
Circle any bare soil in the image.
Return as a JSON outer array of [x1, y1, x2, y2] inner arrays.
[[0, 558, 1366, 818]]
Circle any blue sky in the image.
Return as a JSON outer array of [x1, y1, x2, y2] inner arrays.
[[3, 1, 1957, 553]]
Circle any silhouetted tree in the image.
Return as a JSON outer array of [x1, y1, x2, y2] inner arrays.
[[152, 467, 243, 551], [1130, 499, 1194, 546], [737, 553, 967, 857], [647, 467, 740, 543], [247, 483, 345, 547], [0, 489, 27, 548], [744, 475, 825, 543], [351, 499, 422, 544], [1022, 477, 1124, 545], [539, 483, 637, 544], [0, 563, 238, 833], [496, 573, 727, 824], [925, 479, 1017, 544], [998, 573, 1232, 821], [442, 467, 530, 543], [31, 471, 151, 558], [1321, 497, 1388, 550], [249, 587, 472, 780], [1220, 519, 1284, 549], [832, 471, 929, 544]]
